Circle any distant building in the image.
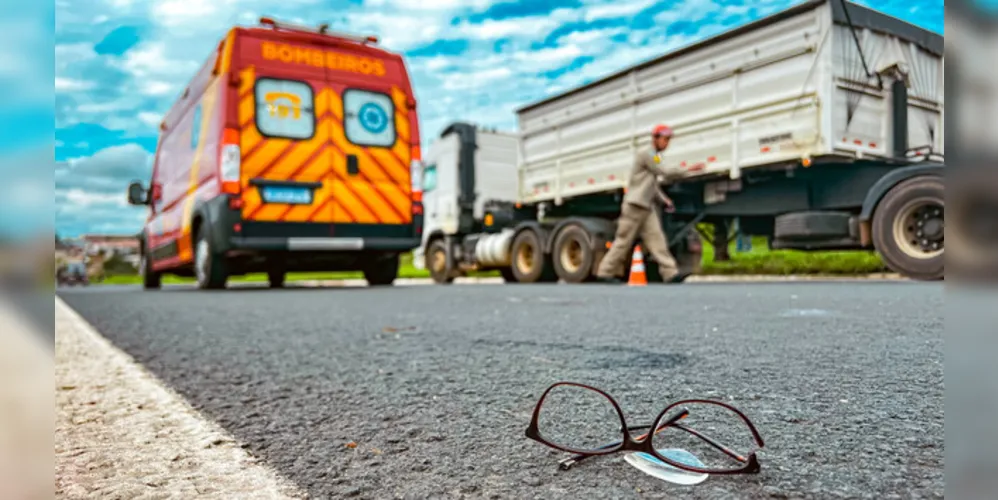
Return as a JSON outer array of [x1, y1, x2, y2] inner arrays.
[[81, 234, 140, 259]]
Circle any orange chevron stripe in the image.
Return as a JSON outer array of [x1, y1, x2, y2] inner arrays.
[[391, 86, 410, 143], [242, 138, 292, 176], [368, 147, 411, 184], [240, 124, 262, 154], [305, 195, 334, 222], [244, 137, 331, 221], [327, 147, 390, 223], [239, 94, 255, 129], [391, 141, 411, 164], [238, 66, 255, 96], [328, 134, 409, 222], [326, 96, 411, 219], [253, 116, 331, 181], [280, 143, 333, 222]]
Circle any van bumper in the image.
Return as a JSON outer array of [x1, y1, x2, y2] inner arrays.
[[227, 236, 421, 252]]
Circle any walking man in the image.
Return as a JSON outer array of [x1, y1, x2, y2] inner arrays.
[[596, 124, 690, 284]]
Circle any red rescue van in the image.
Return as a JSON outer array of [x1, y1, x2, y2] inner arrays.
[[127, 18, 423, 289]]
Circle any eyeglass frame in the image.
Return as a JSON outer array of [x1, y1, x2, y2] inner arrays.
[[524, 381, 766, 475]]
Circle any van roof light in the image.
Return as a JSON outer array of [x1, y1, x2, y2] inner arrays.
[[258, 16, 378, 44]]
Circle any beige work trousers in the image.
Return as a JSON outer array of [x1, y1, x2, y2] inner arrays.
[[596, 202, 679, 280]]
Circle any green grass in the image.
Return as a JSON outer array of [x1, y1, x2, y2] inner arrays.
[[699, 234, 889, 275], [99, 232, 889, 285]]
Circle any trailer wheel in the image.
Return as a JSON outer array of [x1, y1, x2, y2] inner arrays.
[[426, 239, 454, 284], [872, 176, 944, 281], [510, 229, 557, 283], [552, 225, 595, 283]]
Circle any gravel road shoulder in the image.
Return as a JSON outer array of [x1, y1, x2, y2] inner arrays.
[[54, 297, 306, 499]]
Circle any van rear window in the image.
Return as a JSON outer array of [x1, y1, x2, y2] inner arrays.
[[255, 78, 315, 140], [343, 88, 395, 148]]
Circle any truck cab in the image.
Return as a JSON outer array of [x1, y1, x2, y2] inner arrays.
[[127, 17, 423, 290], [413, 123, 520, 282]]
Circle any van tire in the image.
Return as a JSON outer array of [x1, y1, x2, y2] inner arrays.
[[194, 226, 228, 290], [364, 253, 399, 286], [140, 250, 161, 290], [268, 270, 285, 288]]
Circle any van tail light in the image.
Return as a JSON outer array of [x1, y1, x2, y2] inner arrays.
[[219, 128, 241, 194]]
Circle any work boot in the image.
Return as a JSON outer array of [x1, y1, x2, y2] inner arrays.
[[595, 276, 623, 284], [662, 272, 691, 284]]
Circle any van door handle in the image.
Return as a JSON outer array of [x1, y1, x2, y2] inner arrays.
[[346, 154, 359, 175]]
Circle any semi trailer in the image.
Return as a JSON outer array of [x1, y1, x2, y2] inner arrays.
[[415, 0, 945, 283]]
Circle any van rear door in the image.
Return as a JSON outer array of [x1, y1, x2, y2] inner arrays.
[[235, 38, 336, 225], [326, 83, 412, 227]]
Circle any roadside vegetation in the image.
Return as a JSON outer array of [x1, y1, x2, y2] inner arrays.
[[97, 227, 889, 285]]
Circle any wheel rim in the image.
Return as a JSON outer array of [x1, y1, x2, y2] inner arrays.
[[431, 248, 446, 274], [892, 198, 944, 259], [196, 239, 209, 283], [516, 242, 535, 274], [559, 238, 584, 274]]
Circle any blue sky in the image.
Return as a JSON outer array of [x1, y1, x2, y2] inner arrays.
[[49, 0, 943, 237]]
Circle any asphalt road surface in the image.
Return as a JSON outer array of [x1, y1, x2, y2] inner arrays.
[[58, 281, 943, 499]]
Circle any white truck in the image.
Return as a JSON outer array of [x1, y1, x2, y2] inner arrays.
[[415, 0, 945, 283]]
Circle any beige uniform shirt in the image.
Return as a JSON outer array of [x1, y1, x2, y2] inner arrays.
[[622, 146, 673, 209]]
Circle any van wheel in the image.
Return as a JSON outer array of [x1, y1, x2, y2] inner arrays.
[[268, 270, 285, 288], [510, 229, 557, 283], [140, 250, 161, 290], [194, 226, 228, 290], [426, 239, 454, 284], [552, 225, 594, 283], [364, 253, 399, 286], [872, 176, 944, 281]]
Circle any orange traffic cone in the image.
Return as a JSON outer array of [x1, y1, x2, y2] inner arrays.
[[628, 245, 648, 286]]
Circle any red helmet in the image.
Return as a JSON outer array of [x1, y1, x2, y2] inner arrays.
[[652, 124, 673, 138]]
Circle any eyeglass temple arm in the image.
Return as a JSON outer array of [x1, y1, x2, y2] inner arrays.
[[558, 410, 689, 470]]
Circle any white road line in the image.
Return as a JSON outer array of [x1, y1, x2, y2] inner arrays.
[[54, 297, 307, 499]]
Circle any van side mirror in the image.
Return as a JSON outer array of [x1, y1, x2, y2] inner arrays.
[[127, 181, 149, 206]]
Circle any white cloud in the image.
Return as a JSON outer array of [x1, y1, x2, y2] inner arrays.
[[583, 0, 657, 22], [557, 27, 626, 46], [365, 0, 508, 11], [143, 81, 178, 97], [64, 188, 128, 209], [55, 77, 95, 91], [58, 0, 936, 235], [137, 112, 161, 127]]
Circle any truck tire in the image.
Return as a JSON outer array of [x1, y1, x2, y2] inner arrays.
[[552, 225, 595, 283], [194, 225, 228, 290], [510, 229, 557, 283], [139, 249, 161, 290], [774, 211, 852, 240], [426, 239, 455, 284], [871, 176, 944, 281], [363, 253, 400, 286]]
